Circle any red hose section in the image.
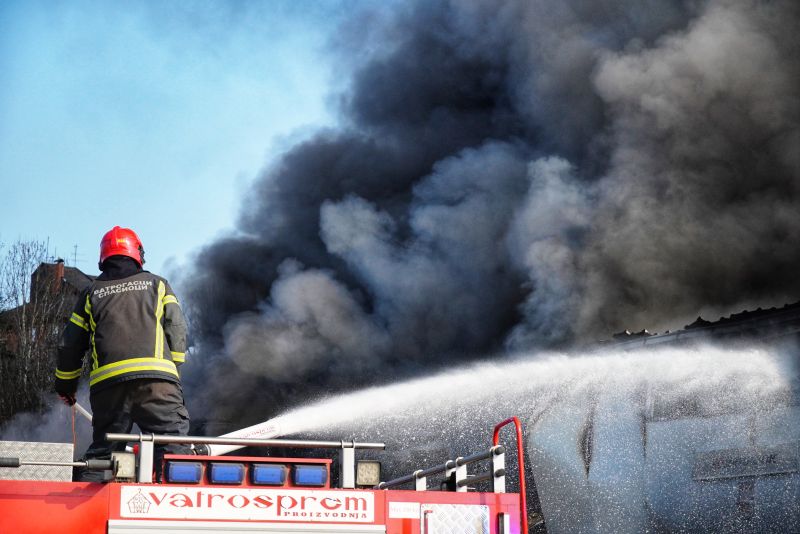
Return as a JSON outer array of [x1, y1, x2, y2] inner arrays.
[[493, 417, 528, 534], [71, 405, 77, 450]]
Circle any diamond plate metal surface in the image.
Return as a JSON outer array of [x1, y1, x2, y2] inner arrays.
[[0, 441, 74, 481], [421, 504, 490, 534]]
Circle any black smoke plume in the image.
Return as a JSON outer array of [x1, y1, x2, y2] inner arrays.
[[179, 0, 800, 428]]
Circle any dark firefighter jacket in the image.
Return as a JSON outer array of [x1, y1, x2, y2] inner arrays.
[[55, 265, 188, 395]]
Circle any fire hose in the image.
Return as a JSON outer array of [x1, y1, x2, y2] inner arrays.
[[74, 402, 92, 422], [203, 418, 285, 456], [66, 399, 282, 457]]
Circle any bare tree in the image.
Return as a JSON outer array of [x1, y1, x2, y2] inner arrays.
[[0, 240, 72, 422]]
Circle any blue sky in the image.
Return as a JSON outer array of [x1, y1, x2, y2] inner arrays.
[[0, 1, 352, 277]]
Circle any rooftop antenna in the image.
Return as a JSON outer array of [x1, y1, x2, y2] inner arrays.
[[72, 245, 78, 267]]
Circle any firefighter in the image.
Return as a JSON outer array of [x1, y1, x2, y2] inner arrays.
[[55, 226, 191, 481]]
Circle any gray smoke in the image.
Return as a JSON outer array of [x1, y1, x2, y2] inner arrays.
[[180, 0, 800, 428], [0, 389, 93, 457]]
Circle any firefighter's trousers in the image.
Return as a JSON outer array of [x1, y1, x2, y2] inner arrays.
[[82, 379, 191, 479]]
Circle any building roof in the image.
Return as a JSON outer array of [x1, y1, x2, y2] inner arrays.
[[62, 265, 95, 292], [609, 299, 800, 349]]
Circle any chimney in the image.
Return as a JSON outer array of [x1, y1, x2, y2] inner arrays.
[[54, 259, 65, 292]]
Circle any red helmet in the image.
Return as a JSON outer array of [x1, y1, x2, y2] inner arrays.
[[99, 226, 145, 267]]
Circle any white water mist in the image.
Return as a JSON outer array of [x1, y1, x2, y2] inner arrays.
[[261, 343, 797, 532], [273, 344, 792, 439]]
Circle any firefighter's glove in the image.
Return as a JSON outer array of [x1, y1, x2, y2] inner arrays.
[[58, 393, 76, 406]]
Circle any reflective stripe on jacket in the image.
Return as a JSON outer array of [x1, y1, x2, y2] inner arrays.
[[55, 271, 188, 393]]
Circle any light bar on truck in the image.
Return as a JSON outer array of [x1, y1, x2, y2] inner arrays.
[[251, 464, 287, 486], [356, 460, 382, 487], [209, 463, 245, 485], [166, 462, 203, 484], [292, 464, 327, 487]]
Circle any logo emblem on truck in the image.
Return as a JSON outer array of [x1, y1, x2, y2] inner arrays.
[[127, 489, 152, 514]]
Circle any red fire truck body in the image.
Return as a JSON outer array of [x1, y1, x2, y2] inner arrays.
[[0, 477, 520, 533], [0, 418, 526, 533]]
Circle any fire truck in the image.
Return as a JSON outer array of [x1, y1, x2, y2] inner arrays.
[[0, 415, 527, 533]]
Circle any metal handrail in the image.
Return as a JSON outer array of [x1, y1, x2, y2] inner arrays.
[[414, 459, 455, 480], [456, 447, 501, 466], [493, 417, 528, 534], [377, 445, 505, 490], [105, 433, 385, 450], [456, 469, 505, 487]]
